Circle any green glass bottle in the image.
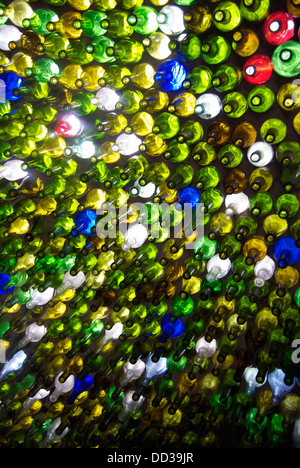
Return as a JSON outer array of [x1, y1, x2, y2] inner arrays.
[[193, 236, 217, 263], [183, 256, 205, 280], [37, 175, 66, 199], [280, 164, 300, 193], [106, 38, 144, 64], [87, 36, 116, 63], [59, 39, 94, 65], [192, 142, 216, 166], [25, 58, 60, 83], [183, 66, 212, 94], [37, 33, 70, 60], [219, 235, 241, 260], [247, 86, 275, 113], [240, 0, 270, 22], [290, 219, 300, 248], [235, 295, 258, 324], [127, 6, 158, 35], [212, 64, 242, 92], [73, 10, 107, 38], [164, 140, 190, 163], [275, 193, 299, 219], [224, 276, 246, 301], [213, 2, 242, 32], [248, 278, 270, 303], [223, 92, 248, 118], [23, 8, 59, 35], [152, 112, 180, 140], [234, 217, 258, 242], [169, 34, 200, 63], [171, 293, 194, 322], [195, 166, 220, 191], [152, 376, 175, 407], [244, 408, 268, 443], [250, 193, 273, 217], [272, 42, 300, 78], [139, 162, 170, 186], [217, 144, 243, 169], [209, 391, 232, 422], [201, 189, 223, 214], [167, 164, 194, 189], [176, 120, 203, 145], [260, 118, 287, 145], [201, 35, 231, 65], [276, 141, 300, 167]]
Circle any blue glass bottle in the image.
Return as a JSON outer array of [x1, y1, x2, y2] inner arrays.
[[273, 236, 300, 268], [160, 313, 185, 342], [154, 59, 187, 91], [178, 186, 201, 208], [0, 273, 14, 295], [1, 72, 23, 101], [72, 209, 97, 236], [66, 374, 94, 405]]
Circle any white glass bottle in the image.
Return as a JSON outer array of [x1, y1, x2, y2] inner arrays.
[[194, 93, 222, 120], [247, 141, 274, 167], [157, 5, 185, 36], [253, 255, 276, 287], [206, 254, 231, 282]]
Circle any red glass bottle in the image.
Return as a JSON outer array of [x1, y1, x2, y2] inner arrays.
[[263, 11, 295, 45], [243, 54, 273, 85]]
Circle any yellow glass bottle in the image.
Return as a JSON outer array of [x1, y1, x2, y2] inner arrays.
[[242, 235, 267, 265]]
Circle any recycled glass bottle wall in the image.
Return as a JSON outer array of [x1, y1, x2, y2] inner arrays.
[[0, 0, 299, 449]]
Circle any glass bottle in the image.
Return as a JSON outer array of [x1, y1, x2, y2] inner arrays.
[[239, 0, 270, 22], [287, 0, 300, 17], [142, 31, 171, 61], [212, 64, 242, 92], [232, 28, 260, 56], [249, 168, 273, 193], [243, 54, 273, 85], [182, 66, 212, 94], [72, 10, 107, 38], [223, 170, 248, 194], [247, 141, 274, 167], [222, 92, 248, 119], [217, 144, 243, 169], [247, 85, 275, 113], [263, 10, 295, 46], [201, 35, 231, 65], [263, 214, 288, 245], [272, 42, 300, 78], [276, 141, 300, 167], [157, 5, 185, 36], [213, 2, 242, 32], [127, 6, 158, 35], [260, 118, 287, 145], [207, 121, 232, 147], [277, 82, 300, 112], [169, 33, 201, 62], [250, 192, 273, 217], [242, 235, 267, 265], [183, 5, 212, 34], [195, 166, 220, 191], [275, 194, 299, 219]]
